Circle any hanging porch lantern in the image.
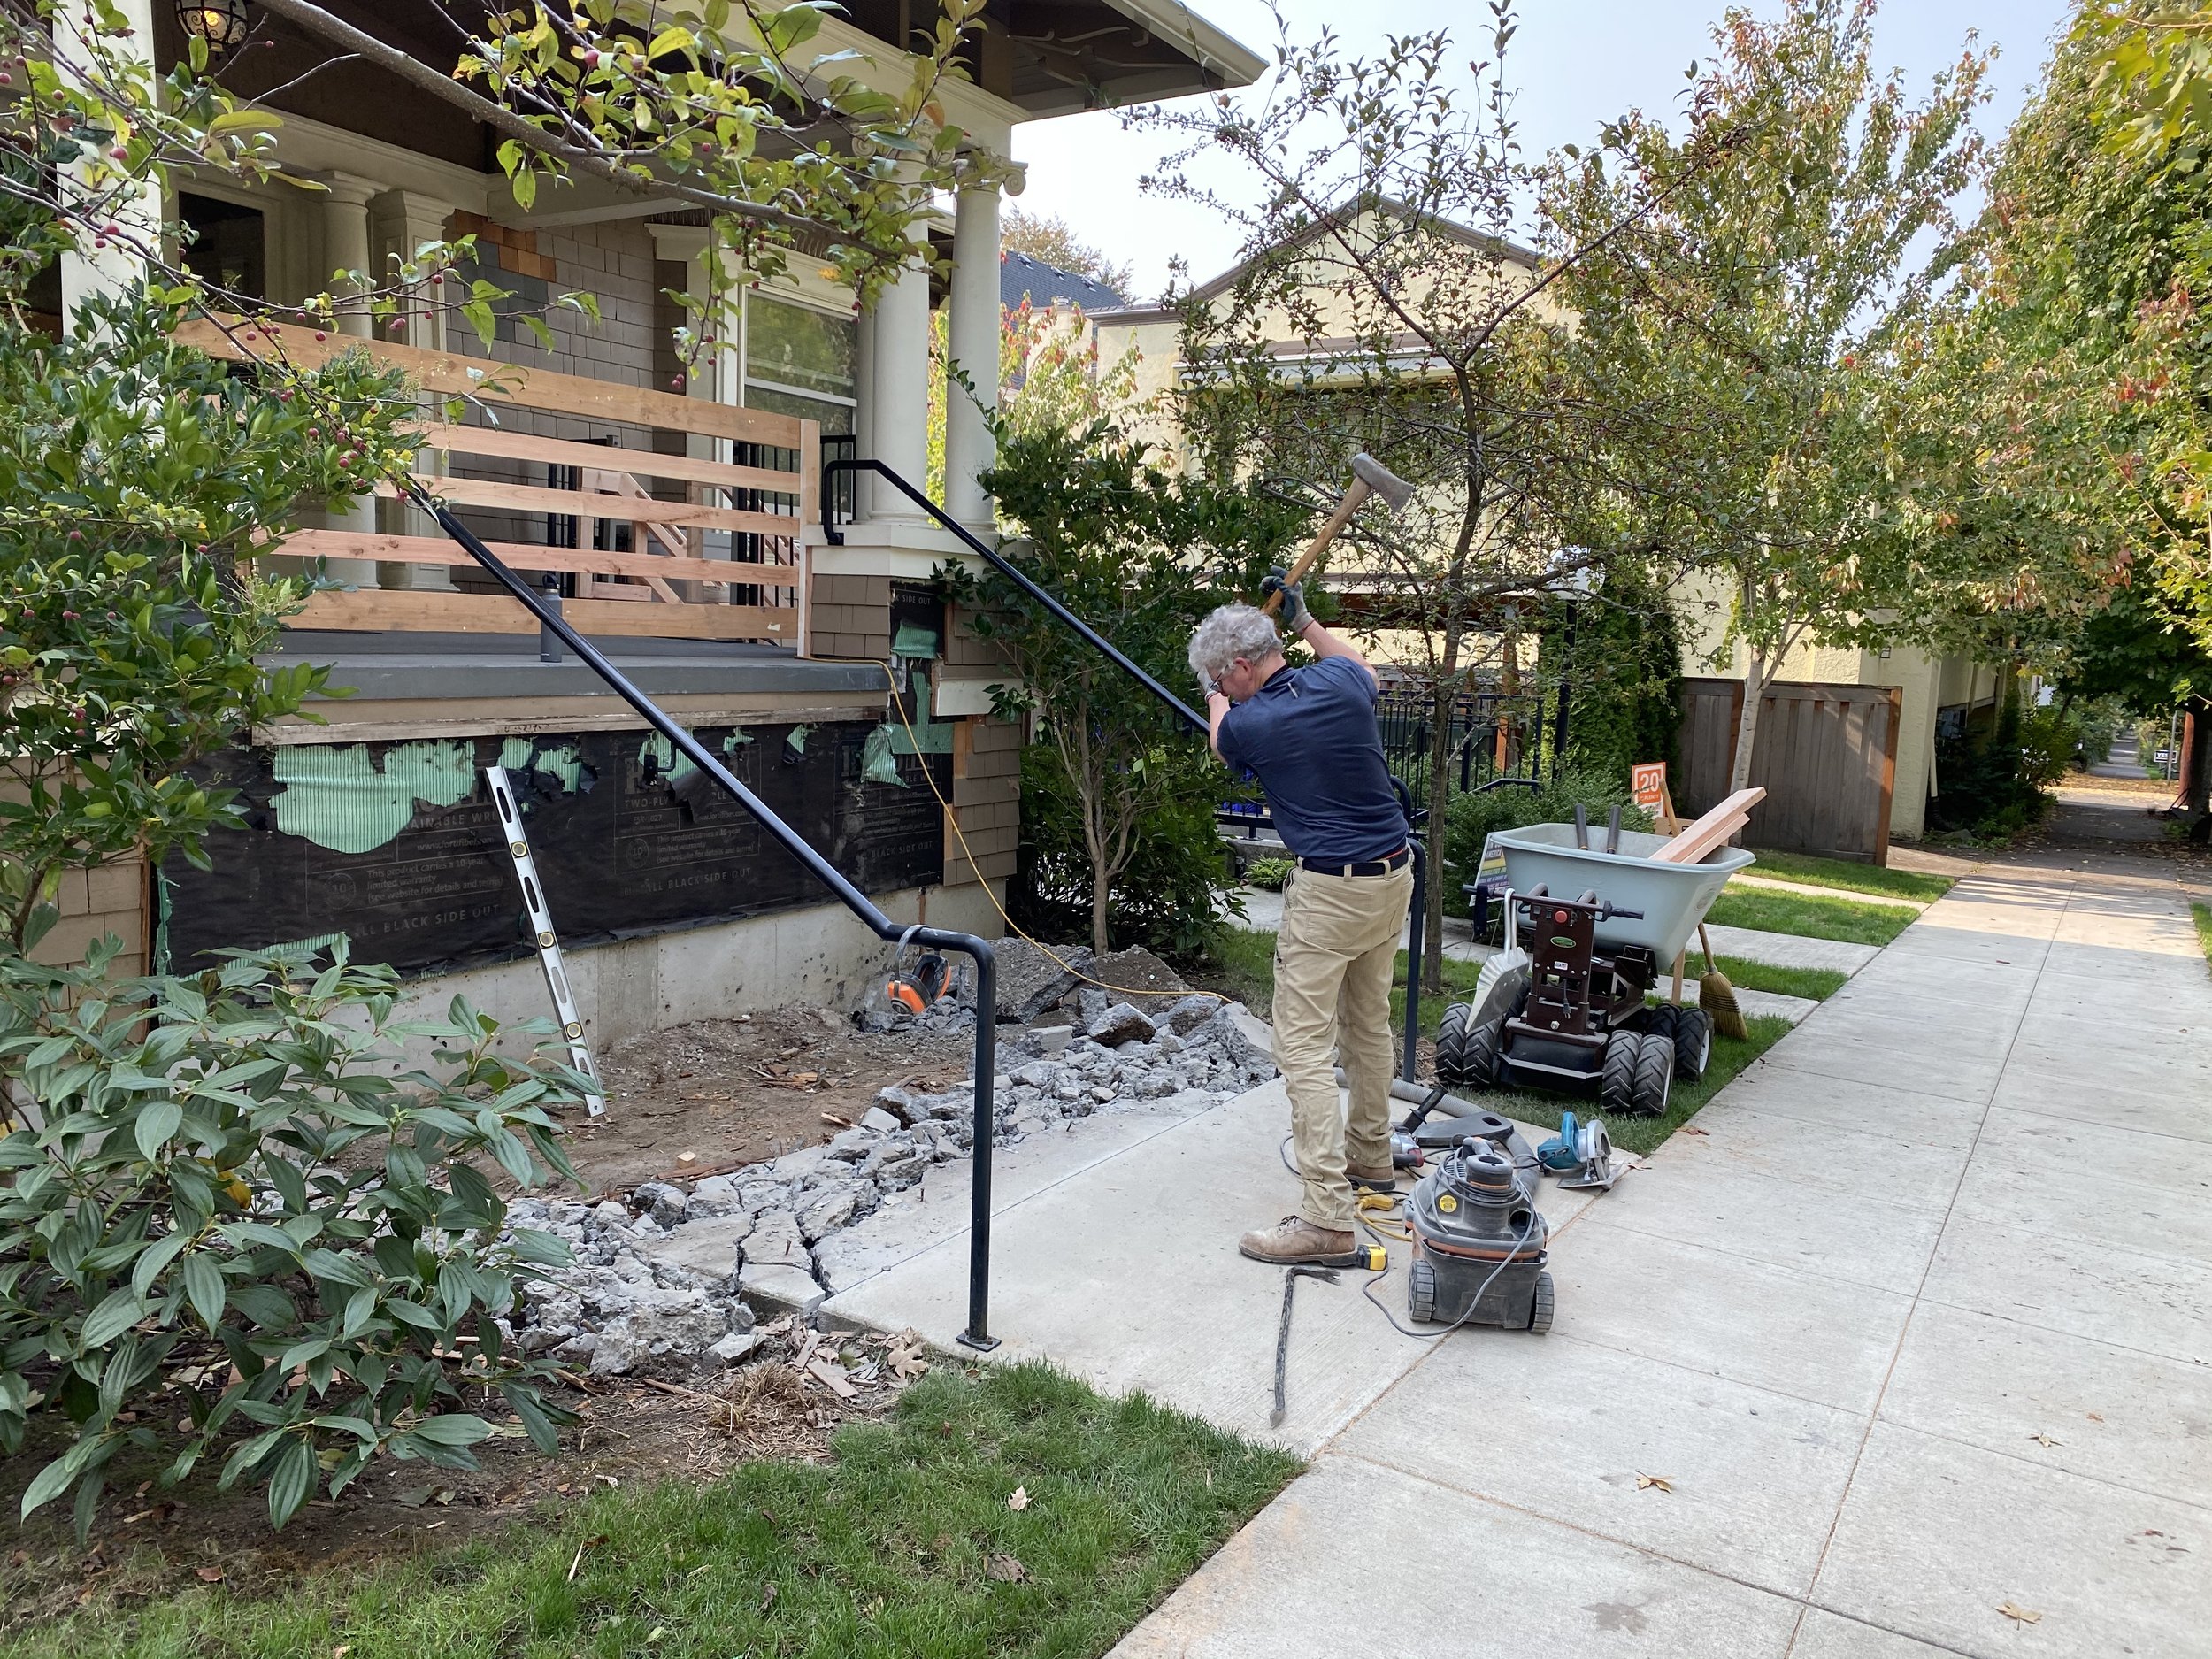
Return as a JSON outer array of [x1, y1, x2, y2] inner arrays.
[[176, 1, 251, 58]]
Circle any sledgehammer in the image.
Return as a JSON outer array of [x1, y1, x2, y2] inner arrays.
[[1262, 451, 1417, 617]]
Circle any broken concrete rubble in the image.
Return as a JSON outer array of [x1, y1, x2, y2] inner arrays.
[[502, 997, 1279, 1372]]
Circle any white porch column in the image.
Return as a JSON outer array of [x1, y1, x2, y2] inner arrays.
[[943, 184, 1001, 526], [852, 303, 877, 519], [373, 190, 458, 588], [869, 233, 933, 518], [319, 173, 383, 590], [58, 0, 157, 324]]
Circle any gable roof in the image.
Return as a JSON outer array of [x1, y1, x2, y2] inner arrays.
[[1002, 250, 1129, 314], [1178, 196, 1545, 309]]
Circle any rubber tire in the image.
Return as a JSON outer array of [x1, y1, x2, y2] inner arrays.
[[1408, 1258, 1437, 1325], [1672, 1007, 1713, 1081], [1528, 1270, 1555, 1333], [1463, 1018, 1502, 1090], [1630, 1031, 1675, 1117], [1434, 1002, 1475, 1086], [1600, 1030, 1640, 1116], [1644, 1003, 1679, 1041]]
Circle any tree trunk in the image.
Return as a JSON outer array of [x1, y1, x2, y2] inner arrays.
[[1727, 647, 1767, 796], [1423, 680, 1455, 996], [1089, 857, 1112, 955], [1421, 621, 1466, 995], [2185, 696, 2212, 843]]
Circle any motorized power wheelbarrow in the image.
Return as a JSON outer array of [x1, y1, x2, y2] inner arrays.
[[1428, 814, 1754, 1118]]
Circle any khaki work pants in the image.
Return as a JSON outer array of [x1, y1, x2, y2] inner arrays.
[[1271, 859, 1414, 1229]]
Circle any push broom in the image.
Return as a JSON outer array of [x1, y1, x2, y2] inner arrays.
[[1656, 781, 1751, 1041]]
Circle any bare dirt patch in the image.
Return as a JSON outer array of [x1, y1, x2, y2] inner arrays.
[[0, 1321, 930, 1632], [570, 1005, 975, 1197]]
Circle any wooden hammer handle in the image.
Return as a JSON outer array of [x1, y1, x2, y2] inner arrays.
[[1263, 478, 1373, 615]]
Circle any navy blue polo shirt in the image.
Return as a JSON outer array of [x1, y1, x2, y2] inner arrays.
[[1217, 655, 1409, 864]]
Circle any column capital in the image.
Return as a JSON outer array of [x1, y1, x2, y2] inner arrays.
[[321, 171, 383, 210]]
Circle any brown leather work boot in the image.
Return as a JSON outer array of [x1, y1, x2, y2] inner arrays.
[[1239, 1215, 1356, 1264], [1347, 1162, 1398, 1194]]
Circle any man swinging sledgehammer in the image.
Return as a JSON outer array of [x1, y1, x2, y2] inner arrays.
[[1190, 577, 1411, 1265]]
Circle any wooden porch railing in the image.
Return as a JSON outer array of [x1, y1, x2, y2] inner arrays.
[[177, 319, 817, 648]]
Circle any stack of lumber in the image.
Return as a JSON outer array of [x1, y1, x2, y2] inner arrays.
[[1651, 787, 1765, 864]]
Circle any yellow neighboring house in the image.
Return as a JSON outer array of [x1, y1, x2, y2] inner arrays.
[[1093, 204, 1988, 850]]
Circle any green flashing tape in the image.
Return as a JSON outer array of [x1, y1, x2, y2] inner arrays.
[[270, 741, 477, 855]]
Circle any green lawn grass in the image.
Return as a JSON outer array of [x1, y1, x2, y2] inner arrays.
[[17, 1364, 1298, 1659], [1197, 932, 1819, 1158], [2194, 902, 2212, 979], [1708, 955, 1848, 1002], [1704, 887, 1919, 947], [1202, 933, 1845, 1026], [1740, 849, 1955, 903], [1468, 1015, 1797, 1156]]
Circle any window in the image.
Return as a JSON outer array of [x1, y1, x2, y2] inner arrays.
[[178, 193, 265, 301], [743, 294, 856, 434]]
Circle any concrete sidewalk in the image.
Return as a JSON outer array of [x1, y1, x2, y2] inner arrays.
[[830, 853, 2212, 1657], [1117, 854, 2212, 1659]]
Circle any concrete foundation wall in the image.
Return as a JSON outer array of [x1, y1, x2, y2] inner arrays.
[[383, 879, 1006, 1060]]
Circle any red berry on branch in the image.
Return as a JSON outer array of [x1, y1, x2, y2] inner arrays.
[[61, 611, 77, 620]]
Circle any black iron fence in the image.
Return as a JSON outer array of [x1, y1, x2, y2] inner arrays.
[[1375, 687, 1554, 815]]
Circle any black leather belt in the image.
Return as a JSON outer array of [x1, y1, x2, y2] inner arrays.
[[1297, 847, 1410, 878]]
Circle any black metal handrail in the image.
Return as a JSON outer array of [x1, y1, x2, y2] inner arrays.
[[824, 458, 1206, 734], [826, 457, 1432, 1083], [412, 488, 1003, 1352]]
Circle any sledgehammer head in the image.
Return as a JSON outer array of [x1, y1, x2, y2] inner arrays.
[[1350, 451, 1415, 511]]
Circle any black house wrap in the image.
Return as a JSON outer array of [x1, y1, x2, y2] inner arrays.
[[159, 722, 948, 975]]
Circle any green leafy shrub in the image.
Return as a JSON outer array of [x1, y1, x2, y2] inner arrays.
[[1930, 695, 2055, 842], [1244, 856, 1294, 892], [0, 939, 585, 1537], [1442, 763, 1655, 913], [0, 289, 411, 953], [1535, 565, 1684, 787], [964, 416, 1298, 956], [1011, 741, 1233, 961]]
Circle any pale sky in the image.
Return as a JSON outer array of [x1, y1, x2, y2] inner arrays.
[[1010, 0, 2078, 303]]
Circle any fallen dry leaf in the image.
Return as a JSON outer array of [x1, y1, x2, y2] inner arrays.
[[2031, 1432, 2060, 1448], [1635, 1474, 1673, 1493], [760, 1581, 779, 1614], [193, 1566, 225, 1583], [1679, 1125, 1709, 1137], [334, 1646, 352, 1658], [1007, 1486, 1031, 1511], [1997, 1603, 2042, 1624], [986, 1552, 1028, 1583], [2087, 1412, 2105, 1423]]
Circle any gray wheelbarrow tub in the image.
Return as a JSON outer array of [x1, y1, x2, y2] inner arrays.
[[1491, 823, 1754, 964]]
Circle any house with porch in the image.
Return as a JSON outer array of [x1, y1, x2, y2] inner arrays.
[[43, 1, 1264, 1043]]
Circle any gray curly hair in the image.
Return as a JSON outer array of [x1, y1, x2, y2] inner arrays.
[[1188, 603, 1283, 681]]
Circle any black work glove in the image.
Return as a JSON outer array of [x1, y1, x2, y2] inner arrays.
[[1262, 565, 1310, 634]]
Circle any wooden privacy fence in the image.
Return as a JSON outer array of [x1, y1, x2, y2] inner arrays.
[[176, 319, 817, 646], [1675, 678, 1901, 864]]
